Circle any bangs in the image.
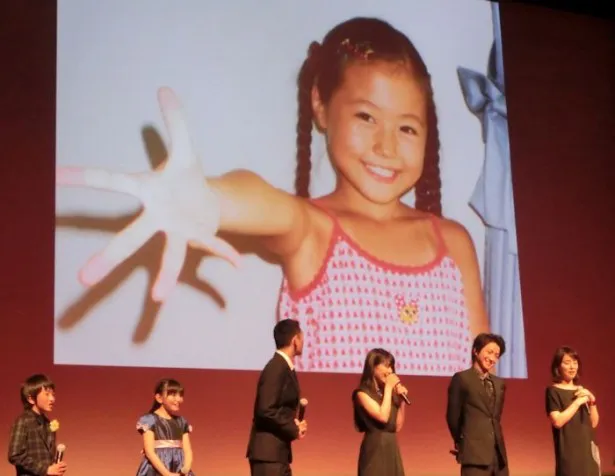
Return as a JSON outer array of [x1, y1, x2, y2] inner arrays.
[[163, 379, 184, 396], [563, 350, 580, 362], [374, 351, 395, 370], [26, 374, 55, 393], [40, 381, 56, 391]]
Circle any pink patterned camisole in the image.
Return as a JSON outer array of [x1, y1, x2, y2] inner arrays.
[[277, 211, 472, 376]]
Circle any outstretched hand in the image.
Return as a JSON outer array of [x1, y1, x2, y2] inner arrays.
[[57, 87, 241, 302]]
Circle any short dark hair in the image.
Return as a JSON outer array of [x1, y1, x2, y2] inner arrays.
[[471, 333, 506, 362], [274, 319, 302, 349], [551, 346, 582, 384], [21, 374, 55, 409]]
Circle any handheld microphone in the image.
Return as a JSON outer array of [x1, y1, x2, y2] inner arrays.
[[395, 383, 411, 405], [576, 386, 590, 412], [297, 398, 308, 421], [54, 444, 66, 464]]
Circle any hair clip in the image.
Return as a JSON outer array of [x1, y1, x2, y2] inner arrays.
[[339, 38, 374, 60]]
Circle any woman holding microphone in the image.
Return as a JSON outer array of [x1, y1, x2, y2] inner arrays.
[[352, 349, 410, 476], [546, 346, 600, 476]]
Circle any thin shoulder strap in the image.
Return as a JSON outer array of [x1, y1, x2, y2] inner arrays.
[[428, 214, 448, 256], [308, 198, 343, 233], [309, 198, 336, 220]]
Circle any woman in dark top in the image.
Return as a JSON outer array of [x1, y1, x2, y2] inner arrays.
[[545, 346, 600, 476], [352, 348, 410, 476]]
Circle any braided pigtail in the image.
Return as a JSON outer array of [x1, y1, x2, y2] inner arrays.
[[294, 42, 320, 198], [415, 84, 443, 217]]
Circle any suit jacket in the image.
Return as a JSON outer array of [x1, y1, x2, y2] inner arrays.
[[446, 368, 508, 467], [8, 410, 55, 476], [246, 353, 301, 464]]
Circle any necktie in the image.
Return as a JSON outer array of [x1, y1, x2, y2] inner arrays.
[[483, 377, 495, 410]]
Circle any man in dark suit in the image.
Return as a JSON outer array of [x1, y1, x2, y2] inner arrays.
[[247, 319, 307, 476], [446, 333, 509, 476]]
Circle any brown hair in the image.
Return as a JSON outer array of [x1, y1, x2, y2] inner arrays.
[[551, 346, 582, 384], [295, 17, 442, 216]]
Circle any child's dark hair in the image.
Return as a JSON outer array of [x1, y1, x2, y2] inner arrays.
[[357, 348, 396, 392], [353, 348, 397, 432], [21, 374, 55, 409], [148, 378, 184, 413], [295, 17, 442, 216]]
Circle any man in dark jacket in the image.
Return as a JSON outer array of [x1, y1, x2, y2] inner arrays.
[[446, 333, 509, 476], [247, 319, 308, 476]]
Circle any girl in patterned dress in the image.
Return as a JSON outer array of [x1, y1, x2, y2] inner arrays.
[[136, 379, 194, 476], [58, 17, 489, 377]]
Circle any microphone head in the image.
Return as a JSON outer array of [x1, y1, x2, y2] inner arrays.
[[299, 398, 308, 407], [56, 444, 66, 452]]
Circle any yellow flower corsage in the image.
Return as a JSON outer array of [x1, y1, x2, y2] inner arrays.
[[49, 420, 60, 432]]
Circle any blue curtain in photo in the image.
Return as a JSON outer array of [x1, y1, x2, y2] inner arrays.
[[457, 3, 527, 378]]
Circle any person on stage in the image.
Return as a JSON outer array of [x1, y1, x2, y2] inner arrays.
[[8, 374, 66, 476], [135, 378, 194, 476], [446, 333, 508, 476], [352, 348, 409, 476], [546, 346, 600, 476], [246, 319, 307, 476]]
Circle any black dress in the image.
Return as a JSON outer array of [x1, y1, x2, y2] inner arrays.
[[353, 385, 405, 476], [545, 386, 600, 476]]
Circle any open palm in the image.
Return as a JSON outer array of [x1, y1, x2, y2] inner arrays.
[[57, 87, 240, 302]]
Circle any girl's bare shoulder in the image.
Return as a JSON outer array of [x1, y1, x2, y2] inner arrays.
[[397, 204, 476, 260], [434, 216, 478, 264]]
